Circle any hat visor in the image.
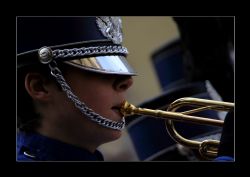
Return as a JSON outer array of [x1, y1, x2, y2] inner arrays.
[[64, 55, 137, 76]]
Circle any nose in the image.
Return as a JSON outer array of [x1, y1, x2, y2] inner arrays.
[[113, 76, 133, 92]]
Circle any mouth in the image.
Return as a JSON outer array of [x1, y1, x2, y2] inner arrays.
[[111, 102, 124, 118]]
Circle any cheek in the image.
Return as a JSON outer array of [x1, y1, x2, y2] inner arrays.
[[64, 73, 117, 118], [77, 83, 118, 118], [54, 91, 78, 117], [82, 87, 114, 111], [77, 89, 118, 122]]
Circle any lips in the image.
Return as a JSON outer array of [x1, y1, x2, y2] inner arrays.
[[111, 102, 124, 118]]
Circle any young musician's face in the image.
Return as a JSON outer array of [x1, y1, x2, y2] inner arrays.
[[65, 64, 133, 122], [36, 64, 133, 151]]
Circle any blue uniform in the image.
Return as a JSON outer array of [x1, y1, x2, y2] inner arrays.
[[17, 131, 104, 161]]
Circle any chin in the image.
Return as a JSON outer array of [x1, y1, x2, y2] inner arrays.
[[104, 129, 122, 142]]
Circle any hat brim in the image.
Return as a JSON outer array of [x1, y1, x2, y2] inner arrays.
[[64, 55, 137, 76]]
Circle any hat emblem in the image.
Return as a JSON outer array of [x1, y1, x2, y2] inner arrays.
[[96, 17, 123, 44]]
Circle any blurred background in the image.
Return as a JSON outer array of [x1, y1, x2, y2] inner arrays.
[[98, 16, 234, 161]]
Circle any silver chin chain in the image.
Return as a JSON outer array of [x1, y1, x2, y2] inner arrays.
[[48, 61, 125, 130]]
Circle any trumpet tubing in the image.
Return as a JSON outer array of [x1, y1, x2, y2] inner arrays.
[[120, 100, 224, 127], [120, 97, 234, 160]]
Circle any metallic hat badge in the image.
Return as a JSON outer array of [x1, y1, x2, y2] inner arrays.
[[96, 17, 123, 44]]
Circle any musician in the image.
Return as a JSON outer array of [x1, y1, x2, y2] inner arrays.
[[17, 17, 136, 161]]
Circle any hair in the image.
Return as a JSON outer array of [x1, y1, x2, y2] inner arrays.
[[17, 63, 67, 132]]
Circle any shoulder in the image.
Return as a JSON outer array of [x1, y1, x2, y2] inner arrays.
[[16, 131, 43, 161], [17, 151, 36, 161]]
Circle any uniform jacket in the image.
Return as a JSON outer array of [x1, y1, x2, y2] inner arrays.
[[17, 131, 104, 161]]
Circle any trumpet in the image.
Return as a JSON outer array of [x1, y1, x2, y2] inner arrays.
[[120, 97, 234, 160]]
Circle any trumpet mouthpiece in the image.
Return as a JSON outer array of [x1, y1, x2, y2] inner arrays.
[[120, 101, 136, 116]]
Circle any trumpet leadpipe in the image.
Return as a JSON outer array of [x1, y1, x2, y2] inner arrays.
[[120, 101, 223, 127]]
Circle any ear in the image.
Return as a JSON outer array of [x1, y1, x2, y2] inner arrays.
[[24, 72, 52, 102]]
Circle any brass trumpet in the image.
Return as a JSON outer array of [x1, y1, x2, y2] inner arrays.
[[120, 97, 234, 160]]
